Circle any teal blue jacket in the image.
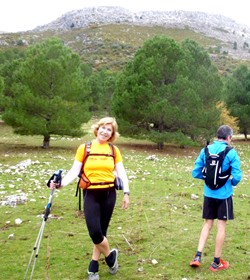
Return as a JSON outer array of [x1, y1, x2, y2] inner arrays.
[[192, 140, 242, 199]]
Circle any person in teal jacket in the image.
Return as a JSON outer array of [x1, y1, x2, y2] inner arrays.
[[189, 125, 242, 272]]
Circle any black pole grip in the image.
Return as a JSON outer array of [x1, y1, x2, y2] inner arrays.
[[47, 169, 63, 188], [53, 169, 63, 184]]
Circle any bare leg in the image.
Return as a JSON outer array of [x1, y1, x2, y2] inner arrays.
[[214, 220, 227, 258], [91, 245, 101, 261], [92, 236, 110, 260], [197, 219, 214, 252]]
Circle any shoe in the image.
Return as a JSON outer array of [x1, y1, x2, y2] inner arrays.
[[190, 255, 201, 267], [109, 248, 119, 274], [87, 271, 99, 280], [209, 259, 229, 272]]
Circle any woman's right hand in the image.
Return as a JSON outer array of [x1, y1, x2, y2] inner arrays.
[[49, 181, 61, 189]]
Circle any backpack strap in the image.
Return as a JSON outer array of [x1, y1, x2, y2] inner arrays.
[[88, 143, 115, 158], [85, 141, 91, 155], [76, 141, 92, 211], [108, 142, 115, 159], [218, 145, 232, 164], [223, 145, 233, 155], [220, 145, 233, 171], [216, 145, 233, 184], [204, 145, 232, 159]]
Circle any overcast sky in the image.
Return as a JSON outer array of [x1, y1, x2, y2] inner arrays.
[[1, 0, 250, 33]]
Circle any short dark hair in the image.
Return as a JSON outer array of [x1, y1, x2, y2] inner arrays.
[[217, 125, 233, 140]]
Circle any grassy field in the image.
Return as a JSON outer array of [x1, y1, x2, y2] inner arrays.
[[0, 123, 249, 280]]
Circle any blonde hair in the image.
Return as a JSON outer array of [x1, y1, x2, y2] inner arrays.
[[92, 117, 120, 142]]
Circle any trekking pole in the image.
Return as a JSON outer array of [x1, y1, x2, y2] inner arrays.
[[24, 169, 62, 280]]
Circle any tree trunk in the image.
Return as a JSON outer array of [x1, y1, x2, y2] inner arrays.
[[244, 132, 248, 141], [157, 142, 164, 150], [43, 135, 50, 149]]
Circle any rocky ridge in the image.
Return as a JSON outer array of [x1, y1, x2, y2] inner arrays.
[[1, 6, 250, 62], [32, 6, 250, 60]]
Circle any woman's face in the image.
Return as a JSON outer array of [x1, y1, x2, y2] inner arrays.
[[96, 123, 113, 143]]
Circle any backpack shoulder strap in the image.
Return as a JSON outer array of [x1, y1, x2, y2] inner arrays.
[[220, 145, 233, 157], [218, 145, 233, 166], [76, 141, 92, 211], [79, 141, 92, 175], [108, 142, 116, 159], [221, 145, 233, 159], [225, 145, 233, 153], [84, 141, 91, 160]]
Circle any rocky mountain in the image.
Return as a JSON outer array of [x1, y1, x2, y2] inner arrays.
[[31, 6, 250, 60], [1, 6, 250, 71]]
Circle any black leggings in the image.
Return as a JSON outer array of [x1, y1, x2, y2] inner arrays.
[[84, 187, 116, 244]]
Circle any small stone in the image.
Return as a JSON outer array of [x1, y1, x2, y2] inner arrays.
[[138, 267, 144, 272], [191, 194, 199, 200], [151, 259, 158, 265], [8, 233, 14, 239], [15, 218, 22, 225]]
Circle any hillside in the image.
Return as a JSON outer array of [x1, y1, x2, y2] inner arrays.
[[0, 6, 250, 72]]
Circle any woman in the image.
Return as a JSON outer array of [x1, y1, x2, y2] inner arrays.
[[50, 117, 130, 280]]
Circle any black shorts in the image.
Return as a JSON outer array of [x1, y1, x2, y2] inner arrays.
[[202, 196, 234, 220]]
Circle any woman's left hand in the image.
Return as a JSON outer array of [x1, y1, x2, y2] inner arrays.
[[122, 194, 129, 209]]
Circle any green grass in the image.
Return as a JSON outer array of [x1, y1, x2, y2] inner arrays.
[[0, 123, 249, 280]]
